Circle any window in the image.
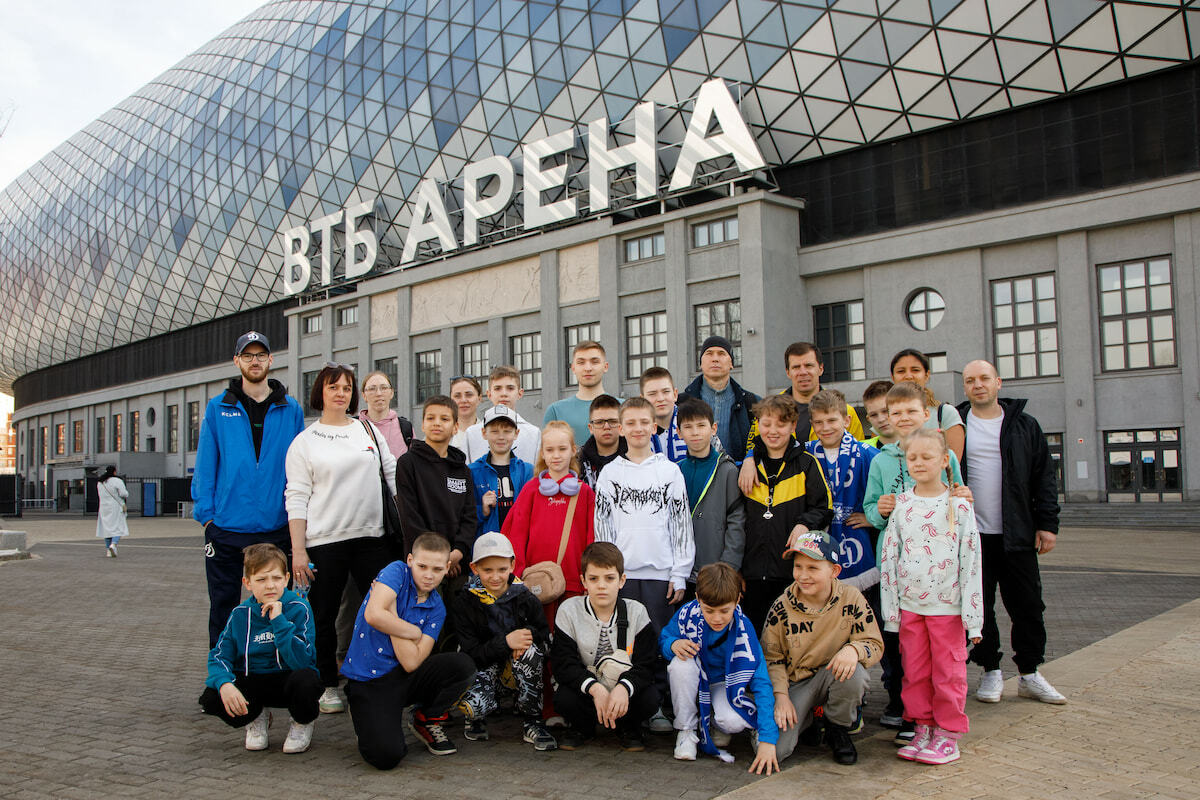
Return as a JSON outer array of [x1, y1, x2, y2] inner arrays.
[[55, 423, 65, 456], [508, 333, 543, 391], [167, 405, 179, 453], [926, 352, 949, 374], [459, 342, 490, 392], [564, 323, 601, 387], [1045, 432, 1065, 501], [302, 370, 320, 416], [692, 216, 738, 248], [112, 414, 122, 452], [905, 288, 945, 331], [1098, 258, 1175, 371], [73, 421, 84, 454], [415, 350, 443, 403], [40, 427, 47, 464], [991, 274, 1059, 378], [626, 311, 668, 379], [130, 411, 140, 453], [373, 358, 397, 395], [624, 232, 664, 262], [302, 314, 322, 334], [813, 301, 866, 381], [187, 401, 201, 451], [335, 304, 358, 327], [95, 417, 105, 454], [694, 300, 742, 369]]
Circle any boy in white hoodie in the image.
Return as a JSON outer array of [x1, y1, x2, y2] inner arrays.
[[594, 396, 695, 731]]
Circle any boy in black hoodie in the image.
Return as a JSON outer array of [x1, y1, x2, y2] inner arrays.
[[395, 394, 477, 648], [456, 532, 556, 750], [579, 394, 627, 488]]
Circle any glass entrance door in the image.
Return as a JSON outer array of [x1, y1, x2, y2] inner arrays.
[[1104, 429, 1183, 502]]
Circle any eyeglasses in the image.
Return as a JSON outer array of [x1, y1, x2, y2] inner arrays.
[[589, 418, 620, 428], [363, 385, 393, 394], [237, 352, 270, 362], [324, 361, 354, 371]]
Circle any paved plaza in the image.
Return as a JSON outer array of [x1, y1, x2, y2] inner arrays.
[[1, 516, 1198, 799]]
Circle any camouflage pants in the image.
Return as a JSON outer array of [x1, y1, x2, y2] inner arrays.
[[459, 643, 544, 720]]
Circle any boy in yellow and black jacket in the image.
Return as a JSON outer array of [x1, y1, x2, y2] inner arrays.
[[740, 395, 832, 634]]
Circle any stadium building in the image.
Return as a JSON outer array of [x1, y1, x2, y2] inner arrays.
[[3, 0, 1200, 513]]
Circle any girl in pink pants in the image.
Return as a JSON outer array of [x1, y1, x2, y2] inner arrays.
[[879, 428, 983, 765]]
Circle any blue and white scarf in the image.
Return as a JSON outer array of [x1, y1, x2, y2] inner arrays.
[[805, 432, 879, 587], [652, 407, 690, 463], [675, 600, 758, 760]]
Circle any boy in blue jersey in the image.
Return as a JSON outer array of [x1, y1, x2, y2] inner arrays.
[[201, 543, 322, 754], [192, 331, 305, 647], [341, 533, 476, 770], [664, 563, 779, 774]]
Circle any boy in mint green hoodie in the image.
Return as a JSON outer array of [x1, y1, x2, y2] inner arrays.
[[201, 543, 322, 754]]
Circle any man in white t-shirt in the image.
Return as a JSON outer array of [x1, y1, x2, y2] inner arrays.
[[959, 360, 1065, 706]]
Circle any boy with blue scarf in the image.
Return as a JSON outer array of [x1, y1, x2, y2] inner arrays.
[[662, 563, 779, 774]]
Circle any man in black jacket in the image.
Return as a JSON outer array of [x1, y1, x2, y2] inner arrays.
[[958, 360, 1066, 705], [680, 336, 760, 463]]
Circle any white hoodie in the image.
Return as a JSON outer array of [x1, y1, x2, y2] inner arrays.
[[593, 453, 695, 591], [463, 407, 541, 464]]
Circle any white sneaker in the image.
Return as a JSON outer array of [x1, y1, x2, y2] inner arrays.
[[674, 729, 698, 760], [282, 718, 315, 754], [710, 725, 732, 747], [106, 544, 117, 558], [544, 715, 566, 728], [976, 669, 1004, 703], [318, 687, 344, 713], [1018, 672, 1067, 704], [647, 708, 673, 733], [244, 710, 270, 751]]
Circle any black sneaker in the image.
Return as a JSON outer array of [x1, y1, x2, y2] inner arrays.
[[409, 712, 456, 756], [894, 719, 915, 746], [798, 717, 824, 747], [464, 718, 489, 741], [523, 720, 558, 751], [557, 727, 589, 750], [824, 721, 858, 765], [618, 729, 646, 752]]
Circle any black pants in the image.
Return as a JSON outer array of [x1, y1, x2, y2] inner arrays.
[[969, 535, 1047, 675], [200, 669, 323, 727], [554, 681, 659, 737], [742, 577, 792, 636], [204, 523, 291, 648], [307, 536, 393, 686], [620, 578, 676, 709], [863, 583, 903, 702], [344, 653, 476, 770]]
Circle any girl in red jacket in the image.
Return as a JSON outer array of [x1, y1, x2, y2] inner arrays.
[[503, 421, 596, 724]]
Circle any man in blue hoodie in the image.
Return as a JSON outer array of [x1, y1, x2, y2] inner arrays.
[[192, 331, 305, 647]]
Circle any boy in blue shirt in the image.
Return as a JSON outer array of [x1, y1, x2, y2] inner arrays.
[[341, 533, 477, 770], [663, 562, 779, 775], [201, 543, 322, 754], [468, 405, 533, 537]]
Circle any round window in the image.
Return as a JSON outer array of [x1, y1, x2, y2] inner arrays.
[[147, 407, 157, 426], [906, 288, 945, 331]]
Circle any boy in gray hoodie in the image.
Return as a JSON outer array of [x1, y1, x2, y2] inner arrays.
[[675, 398, 745, 597]]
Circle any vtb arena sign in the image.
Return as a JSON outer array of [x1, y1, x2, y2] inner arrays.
[[281, 79, 765, 295]]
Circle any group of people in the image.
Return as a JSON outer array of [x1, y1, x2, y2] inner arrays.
[[192, 330, 1063, 773]]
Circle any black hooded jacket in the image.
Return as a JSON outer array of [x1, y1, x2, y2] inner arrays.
[[956, 397, 1060, 552], [394, 440, 477, 557], [579, 434, 627, 488]]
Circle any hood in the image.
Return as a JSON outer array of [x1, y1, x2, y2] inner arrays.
[[471, 451, 526, 471], [752, 435, 809, 466], [411, 438, 468, 467], [463, 573, 524, 605], [614, 452, 671, 470], [238, 586, 303, 610], [582, 435, 627, 460], [359, 408, 399, 424], [225, 377, 288, 406], [956, 396, 1028, 419]]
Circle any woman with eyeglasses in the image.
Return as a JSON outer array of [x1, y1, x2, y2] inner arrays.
[[358, 371, 414, 457], [285, 363, 396, 714], [449, 375, 483, 452]]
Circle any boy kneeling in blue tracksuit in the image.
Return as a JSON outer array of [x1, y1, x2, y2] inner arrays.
[[200, 543, 322, 754]]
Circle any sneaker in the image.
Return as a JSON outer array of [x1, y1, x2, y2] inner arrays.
[[674, 729, 698, 761], [544, 715, 566, 728], [896, 723, 933, 761], [282, 718, 314, 754], [848, 704, 865, 734], [894, 719, 915, 746], [409, 712, 456, 756], [824, 721, 858, 765], [464, 718, 489, 741], [523, 720, 558, 751], [317, 687, 344, 714], [880, 699, 905, 728], [976, 669, 1004, 703], [914, 728, 960, 765], [1017, 672, 1067, 705], [244, 710, 270, 751], [710, 725, 731, 748], [647, 708, 673, 733], [557, 727, 589, 750], [618, 729, 646, 752], [107, 544, 117, 558]]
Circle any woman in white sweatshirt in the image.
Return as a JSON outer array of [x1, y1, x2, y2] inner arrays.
[[286, 363, 396, 714]]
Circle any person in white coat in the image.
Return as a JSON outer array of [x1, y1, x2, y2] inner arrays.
[[96, 465, 129, 557]]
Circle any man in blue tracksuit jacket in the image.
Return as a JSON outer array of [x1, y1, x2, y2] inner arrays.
[[192, 331, 305, 646]]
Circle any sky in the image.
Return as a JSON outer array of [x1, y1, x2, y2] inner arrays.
[[0, 0, 268, 190]]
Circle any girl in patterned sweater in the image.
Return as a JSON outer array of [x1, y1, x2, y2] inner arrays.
[[879, 428, 982, 766]]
